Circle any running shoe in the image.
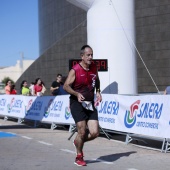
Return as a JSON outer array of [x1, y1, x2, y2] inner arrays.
[[74, 153, 86, 166]]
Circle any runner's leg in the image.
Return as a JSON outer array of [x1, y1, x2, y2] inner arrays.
[[85, 120, 99, 142], [75, 120, 86, 154]]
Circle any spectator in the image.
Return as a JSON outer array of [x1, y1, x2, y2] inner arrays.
[[41, 81, 46, 95], [58, 77, 68, 95], [50, 74, 62, 96], [33, 78, 44, 96], [20, 80, 30, 96], [5, 80, 12, 94], [58, 85, 68, 95], [164, 86, 170, 95], [10, 84, 17, 95]]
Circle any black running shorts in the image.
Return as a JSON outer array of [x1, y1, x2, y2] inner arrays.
[[70, 98, 98, 124]]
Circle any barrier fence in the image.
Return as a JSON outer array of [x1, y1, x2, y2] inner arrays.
[[0, 94, 170, 152]]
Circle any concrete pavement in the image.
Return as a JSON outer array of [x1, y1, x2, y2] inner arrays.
[[0, 118, 169, 170]]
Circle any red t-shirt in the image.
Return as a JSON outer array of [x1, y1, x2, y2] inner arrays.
[[10, 89, 17, 95], [71, 63, 97, 101], [34, 85, 42, 94]]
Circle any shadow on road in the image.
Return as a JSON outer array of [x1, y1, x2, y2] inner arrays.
[[86, 151, 136, 164]]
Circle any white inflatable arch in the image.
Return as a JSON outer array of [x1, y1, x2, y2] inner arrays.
[[67, 0, 137, 94]]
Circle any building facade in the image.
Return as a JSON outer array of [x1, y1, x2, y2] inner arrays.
[[0, 60, 34, 83], [16, 0, 87, 94], [16, 0, 170, 94], [136, 0, 170, 93]]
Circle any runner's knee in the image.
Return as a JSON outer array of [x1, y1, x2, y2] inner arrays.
[[90, 131, 99, 139], [78, 129, 86, 139]]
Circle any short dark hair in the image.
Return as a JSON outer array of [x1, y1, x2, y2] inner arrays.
[[57, 74, 62, 77], [80, 45, 92, 55]]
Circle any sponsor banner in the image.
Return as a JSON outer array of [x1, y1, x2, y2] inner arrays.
[[0, 95, 25, 118], [41, 95, 74, 124], [23, 96, 50, 120], [0, 95, 8, 115], [1, 94, 170, 139], [23, 95, 74, 124], [0, 95, 74, 124], [98, 94, 170, 138]]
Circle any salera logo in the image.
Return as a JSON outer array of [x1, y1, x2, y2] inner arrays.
[[44, 99, 53, 118], [25, 99, 33, 115], [7, 97, 15, 113], [124, 100, 140, 128], [65, 107, 71, 120]]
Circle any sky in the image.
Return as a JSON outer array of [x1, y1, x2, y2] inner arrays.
[[0, 0, 38, 67]]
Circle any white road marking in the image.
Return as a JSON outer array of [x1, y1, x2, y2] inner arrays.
[[21, 136, 32, 139], [127, 169, 138, 170], [90, 158, 114, 165], [8, 132, 17, 135], [60, 149, 114, 165], [60, 149, 75, 154], [38, 141, 53, 146]]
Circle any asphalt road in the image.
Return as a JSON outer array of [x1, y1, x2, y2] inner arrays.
[[0, 118, 169, 170]]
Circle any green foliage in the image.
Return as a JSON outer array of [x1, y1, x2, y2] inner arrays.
[[1, 77, 15, 85]]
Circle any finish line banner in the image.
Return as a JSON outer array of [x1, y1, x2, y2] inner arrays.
[[0, 94, 170, 138]]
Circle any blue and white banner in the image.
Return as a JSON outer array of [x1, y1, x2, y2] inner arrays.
[[0, 95, 74, 124], [1, 94, 170, 138], [0, 95, 25, 118], [97, 94, 170, 138], [40, 95, 74, 124], [23, 95, 74, 124]]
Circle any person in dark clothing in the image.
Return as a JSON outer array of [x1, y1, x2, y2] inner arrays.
[[50, 74, 62, 96], [58, 85, 68, 95]]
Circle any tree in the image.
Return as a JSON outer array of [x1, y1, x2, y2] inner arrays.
[[1, 77, 15, 85]]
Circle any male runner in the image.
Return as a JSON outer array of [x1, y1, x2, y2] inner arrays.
[[64, 45, 102, 166]]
